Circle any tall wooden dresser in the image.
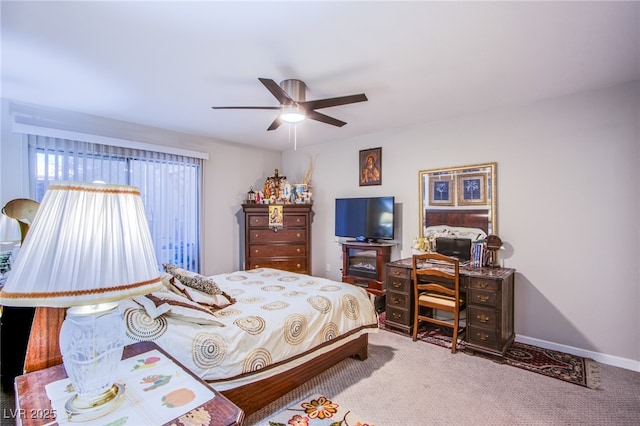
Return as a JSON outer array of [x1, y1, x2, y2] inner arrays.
[[242, 204, 313, 274]]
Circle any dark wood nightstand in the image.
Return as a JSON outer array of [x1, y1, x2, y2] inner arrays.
[[12, 341, 244, 426]]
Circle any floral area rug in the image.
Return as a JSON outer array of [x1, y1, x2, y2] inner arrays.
[[378, 312, 600, 389], [260, 394, 373, 426]]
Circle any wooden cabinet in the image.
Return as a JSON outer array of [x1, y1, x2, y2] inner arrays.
[[340, 242, 392, 296], [384, 258, 515, 357], [464, 270, 515, 357], [243, 204, 312, 274], [384, 264, 413, 334]]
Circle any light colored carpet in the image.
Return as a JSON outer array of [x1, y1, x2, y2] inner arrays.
[[245, 329, 640, 425]]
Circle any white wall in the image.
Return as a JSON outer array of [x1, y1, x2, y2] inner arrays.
[[283, 82, 640, 370], [0, 99, 282, 276]]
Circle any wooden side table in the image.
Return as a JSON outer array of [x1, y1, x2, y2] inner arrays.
[[12, 341, 244, 426]]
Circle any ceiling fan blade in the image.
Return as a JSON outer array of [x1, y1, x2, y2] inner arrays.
[[305, 110, 347, 127], [259, 78, 295, 106], [299, 93, 367, 110], [267, 116, 283, 131], [212, 106, 280, 110]]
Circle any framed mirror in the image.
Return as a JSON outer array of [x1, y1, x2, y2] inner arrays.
[[419, 162, 497, 237]]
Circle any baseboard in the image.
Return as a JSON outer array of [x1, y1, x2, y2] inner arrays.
[[515, 334, 640, 372]]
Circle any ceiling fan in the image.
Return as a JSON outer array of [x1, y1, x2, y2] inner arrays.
[[212, 78, 368, 131]]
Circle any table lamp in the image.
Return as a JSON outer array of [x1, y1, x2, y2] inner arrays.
[[0, 182, 164, 422]]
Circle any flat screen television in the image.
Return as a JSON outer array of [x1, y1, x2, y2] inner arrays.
[[335, 196, 395, 242]]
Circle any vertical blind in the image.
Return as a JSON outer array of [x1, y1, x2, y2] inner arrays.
[[25, 134, 202, 272]]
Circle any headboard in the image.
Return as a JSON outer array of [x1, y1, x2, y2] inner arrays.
[[424, 209, 490, 234]]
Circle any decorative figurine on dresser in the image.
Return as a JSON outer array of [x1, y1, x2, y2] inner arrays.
[[242, 169, 314, 274]]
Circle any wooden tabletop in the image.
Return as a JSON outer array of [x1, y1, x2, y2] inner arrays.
[[13, 341, 244, 426]]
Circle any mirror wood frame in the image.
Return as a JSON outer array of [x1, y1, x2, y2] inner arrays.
[[419, 162, 497, 237]]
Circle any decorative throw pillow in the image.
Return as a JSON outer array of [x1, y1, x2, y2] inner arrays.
[[169, 277, 234, 310], [133, 291, 225, 326], [163, 263, 235, 307]]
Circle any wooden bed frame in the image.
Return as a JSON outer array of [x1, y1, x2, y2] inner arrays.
[[424, 208, 490, 234], [25, 307, 370, 416]]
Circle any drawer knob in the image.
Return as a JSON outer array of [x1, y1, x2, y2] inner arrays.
[[254, 218, 259, 223], [255, 233, 259, 238], [477, 294, 490, 303], [296, 263, 301, 268], [255, 249, 260, 254], [296, 248, 301, 253], [477, 314, 490, 323], [392, 297, 402, 305], [392, 281, 402, 288], [296, 218, 301, 223], [477, 282, 488, 289], [296, 232, 301, 238], [391, 270, 402, 276], [392, 312, 402, 319]]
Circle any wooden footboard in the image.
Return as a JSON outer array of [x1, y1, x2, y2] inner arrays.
[[221, 333, 369, 416]]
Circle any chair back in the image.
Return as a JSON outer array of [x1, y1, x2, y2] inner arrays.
[[412, 252, 460, 302]]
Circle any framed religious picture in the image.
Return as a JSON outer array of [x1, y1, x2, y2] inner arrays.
[[457, 173, 487, 205], [359, 147, 382, 186], [268, 205, 283, 228]]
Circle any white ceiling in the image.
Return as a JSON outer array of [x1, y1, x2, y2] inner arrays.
[[2, 1, 639, 152]]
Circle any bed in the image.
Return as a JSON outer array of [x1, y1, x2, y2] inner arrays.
[[110, 267, 379, 415]]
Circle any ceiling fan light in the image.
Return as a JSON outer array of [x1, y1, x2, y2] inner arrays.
[[280, 106, 305, 123]]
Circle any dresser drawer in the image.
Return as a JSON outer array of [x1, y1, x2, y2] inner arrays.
[[386, 291, 410, 309], [248, 258, 307, 273], [246, 213, 308, 228], [468, 289, 498, 307], [467, 306, 498, 329], [387, 266, 410, 279], [248, 244, 305, 257], [249, 229, 306, 243], [246, 214, 269, 227], [467, 326, 498, 347], [387, 276, 411, 293], [283, 214, 307, 227], [468, 277, 500, 291], [386, 306, 412, 326]]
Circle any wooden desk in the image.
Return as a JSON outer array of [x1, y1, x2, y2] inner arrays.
[[385, 258, 515, 357], [13, 341, 244, 426]]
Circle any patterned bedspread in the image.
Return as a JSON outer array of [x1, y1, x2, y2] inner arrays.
[[121, 268, 378, 388]]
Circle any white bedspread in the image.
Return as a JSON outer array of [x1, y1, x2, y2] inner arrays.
[[121, 268, 378, 388]]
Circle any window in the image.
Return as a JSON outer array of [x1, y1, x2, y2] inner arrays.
[[25, 134, 202, 272]]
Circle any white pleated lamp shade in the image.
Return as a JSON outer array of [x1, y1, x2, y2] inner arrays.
[[0, 182, 163, 307]]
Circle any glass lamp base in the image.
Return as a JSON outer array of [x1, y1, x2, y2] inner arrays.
[[59, 303, 126, 422], [65, 382, 126, 422]]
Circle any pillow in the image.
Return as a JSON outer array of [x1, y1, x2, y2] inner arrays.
[[169, 277, 234, 310], [133, 291, 225, 326], [163, 264, 235, 307]]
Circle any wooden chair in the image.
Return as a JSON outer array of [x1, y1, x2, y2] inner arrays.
[[412, 252, 465, 353]]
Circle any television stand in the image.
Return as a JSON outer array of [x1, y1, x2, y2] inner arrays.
[[341, 242, 392, 297]]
